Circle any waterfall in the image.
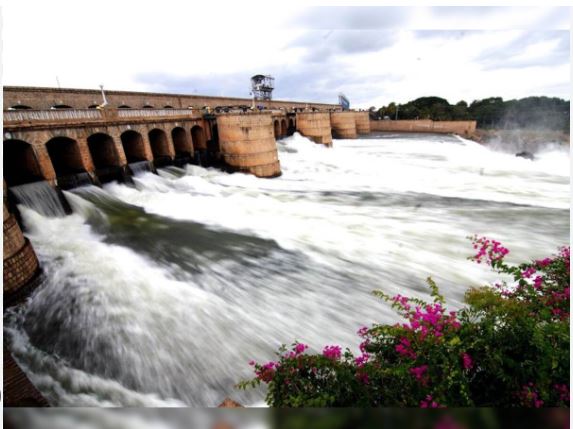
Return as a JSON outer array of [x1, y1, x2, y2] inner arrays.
[[128, 161, 154, 176], [9, 181, 69, 217], [57, 172, 94, 190]]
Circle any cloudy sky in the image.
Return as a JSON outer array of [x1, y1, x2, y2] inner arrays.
[[2, 3, 570, 108]]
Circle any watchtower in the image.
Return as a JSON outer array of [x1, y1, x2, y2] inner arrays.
[[250, 75, 275, 101]]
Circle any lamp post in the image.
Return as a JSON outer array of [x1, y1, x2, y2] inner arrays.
[[99, 84, 108, 108], [395, 104, 399, 120]]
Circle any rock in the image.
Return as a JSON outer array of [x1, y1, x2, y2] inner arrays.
[[217, 397, 243, 408], [515, 151, 534, 160]]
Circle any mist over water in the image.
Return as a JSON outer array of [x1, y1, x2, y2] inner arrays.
[[4, 132, 569, 406]]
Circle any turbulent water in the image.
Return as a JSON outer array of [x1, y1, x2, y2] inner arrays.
[[4, 132, 569, 407]]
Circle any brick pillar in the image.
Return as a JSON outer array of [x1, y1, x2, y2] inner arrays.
[[76, 135, 96, 172], [164, 127, 176, 159], [31, 144, 57, 183], [3, 185, 40, 304], [108, 132, 128, 166], [140, 131, 155, 161]]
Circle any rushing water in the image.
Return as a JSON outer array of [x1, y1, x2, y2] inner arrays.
[[4, 132, 569, 407]]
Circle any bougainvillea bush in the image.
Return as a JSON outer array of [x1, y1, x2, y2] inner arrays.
[[238, 237, 570, 407]]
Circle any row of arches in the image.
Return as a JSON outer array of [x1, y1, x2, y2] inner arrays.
[[4, 125, 207, 186], [274, 118, 296, 139]]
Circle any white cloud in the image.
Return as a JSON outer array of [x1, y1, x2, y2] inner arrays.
[[2, 3, 570, 108]]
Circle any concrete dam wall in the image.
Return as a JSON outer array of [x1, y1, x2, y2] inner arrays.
[[370, 119, 477, 137]]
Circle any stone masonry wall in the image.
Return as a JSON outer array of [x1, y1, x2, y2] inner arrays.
[[370, 119, 477, 136]]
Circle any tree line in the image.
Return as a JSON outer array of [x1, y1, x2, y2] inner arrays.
[[370, 96, 570, 132]]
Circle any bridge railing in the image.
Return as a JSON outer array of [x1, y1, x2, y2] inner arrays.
[[116, 108, 194, 118], [4, 108, 198, 125], [4, 109, 103, 123]]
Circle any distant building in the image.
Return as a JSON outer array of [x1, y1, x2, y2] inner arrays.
[[338, 93, 350, 110]]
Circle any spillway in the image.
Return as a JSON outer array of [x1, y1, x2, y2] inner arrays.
[[4, 132, 569, 406]]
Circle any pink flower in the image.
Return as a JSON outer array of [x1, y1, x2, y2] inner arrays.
[[293, 343, 308, 355], [322, 345, 342, 361], [521, 267, 536, 279], [255, 361, 278, 383], [395, 337, 417, 359], [554, 384, 569, 403], [420, 395, 444, 408], [357, 326, 369, 338], [470, 236, 509, 266], [354, 353, 370, 367], [533, 276, 543, 289], [392, 294, 411, 310], [359, 339, 370, 353], [461, 353, 473, 370], [536, 257, 552, 268], [409, 365, 429, 384], [518, 383, 544, 408]]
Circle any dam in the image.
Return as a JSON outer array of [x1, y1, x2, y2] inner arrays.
[[3, 86, 525, 407]]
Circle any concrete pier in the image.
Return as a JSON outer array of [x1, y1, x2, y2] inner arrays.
[[295, 112, 333, 146], [217, 112, 281, 178], [330, 111, 357, 139], [354, 111, 371, 134]]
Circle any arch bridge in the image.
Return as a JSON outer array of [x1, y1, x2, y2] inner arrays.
[[3, 108, 212, 188]]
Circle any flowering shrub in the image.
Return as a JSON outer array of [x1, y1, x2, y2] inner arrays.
[[238, 238, 570, 407]]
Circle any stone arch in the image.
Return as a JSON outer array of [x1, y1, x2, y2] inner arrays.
[[281, 120, 287, 137], [171, 127, 191, 155], [118, 105, 131, 109], [51, 104, 73, 109], [164, 105, 174, 109], [9, 105, 32, 110], [46, 136, 86, 176], [3, 139, 44, 185], [288, 118, 295, 135], [121, 130, 147, 163], [87, 133, 120, 169], [88, 104, 99, 109], [191, 125, 207, 151], [274, 120, 280, 138], [148, 128, 172, 166], [143, 105, 154, 109]]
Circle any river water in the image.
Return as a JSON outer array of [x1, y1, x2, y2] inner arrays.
[[4, 132, 569, 406]]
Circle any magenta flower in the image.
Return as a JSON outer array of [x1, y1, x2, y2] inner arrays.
[[395, 337, 417, 359], [536, 257, 552, 267], [354, 353, 370, 367], [409, 365, 429, 384], [322, 345, 342, 360], [461, 353, 473, 370], [357, 326, 369, 338], [420, 394, 444, 408], [518, 383, 544, 408], [293, 343, 308, 355], [470, 236, 509, 266], [553, 384, 570, 403], [521, 267, 536, 279], [255, 361, 278, 383]]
